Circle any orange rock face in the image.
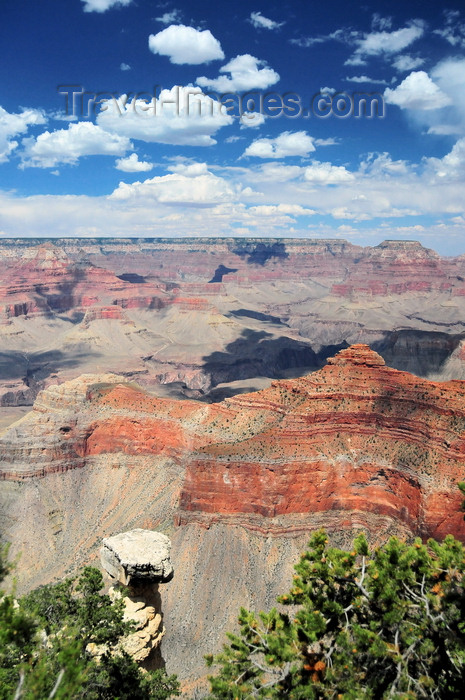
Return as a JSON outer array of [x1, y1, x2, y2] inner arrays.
[[2, 345, 465, 543], [178, 344, 465, 541]]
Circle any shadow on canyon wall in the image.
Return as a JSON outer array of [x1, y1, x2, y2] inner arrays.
[[25, 348, 101, 384], [228, 309, 286, 325], [230, 241, 289, 266], [198, 328, 465, 402], [200, 328, 347, 401], [208, 265, 238, 283], [33, 264, 89, 312], [0, 348, 101, 407], [0, 349, 100, 386], [372, 329, 465, 376]]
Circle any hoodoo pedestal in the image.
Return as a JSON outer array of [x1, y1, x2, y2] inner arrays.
[[100, 529, 173, 669]]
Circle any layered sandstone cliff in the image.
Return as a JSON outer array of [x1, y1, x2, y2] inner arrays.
[[2, 238, 465, 413], [2, 239, 465, 318], [177, 344, 465, 542], [2, 345, 465, 544], [0, 242, 170, 321]]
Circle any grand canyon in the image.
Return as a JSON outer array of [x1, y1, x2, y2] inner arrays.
[[1, 238, 465, 688]]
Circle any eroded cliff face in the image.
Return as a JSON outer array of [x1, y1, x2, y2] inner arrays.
[[1, 239, 464, 318], [0, 242, 169, 319], [3, 345, 465, 538], [2, 238, 465, 412], [177, 344, 465, 542], [1, 345, 465, 685]]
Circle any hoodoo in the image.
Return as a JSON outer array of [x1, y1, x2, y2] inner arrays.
[[101, 529, 174, 585], [100, 529, 174, 669]]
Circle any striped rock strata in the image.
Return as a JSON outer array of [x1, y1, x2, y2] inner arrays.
[[2, 345, 465, 540]]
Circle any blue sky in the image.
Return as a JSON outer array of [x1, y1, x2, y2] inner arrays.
[[1, 0, 465, 253]]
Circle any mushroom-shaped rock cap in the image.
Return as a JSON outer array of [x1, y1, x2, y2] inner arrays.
[[100, 529, 173, 585]]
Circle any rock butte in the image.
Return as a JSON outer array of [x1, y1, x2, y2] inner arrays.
[[99, 529, 173, 669], [2, 345, 465, 540]]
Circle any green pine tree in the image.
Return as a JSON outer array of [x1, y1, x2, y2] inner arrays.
[[206, 530, 465, 699], [0, 547, 180, 700]]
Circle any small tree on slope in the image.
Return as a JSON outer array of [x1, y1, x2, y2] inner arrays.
[[0, 551, 180, 700], [206, 530, 465, 699]]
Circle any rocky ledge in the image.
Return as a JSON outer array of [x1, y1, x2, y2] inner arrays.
[[101, 529, 173, 585]]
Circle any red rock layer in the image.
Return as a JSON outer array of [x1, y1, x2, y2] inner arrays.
[[0, 242, 170, 320], [178, 345, 465, 541], [3, 239, 465, 324], [1, 346, 465, 542]]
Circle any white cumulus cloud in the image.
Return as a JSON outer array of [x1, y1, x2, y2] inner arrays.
[[304, 161, 354, 184], [196, 54, 279, 92], [354, 19, 425, 57], [0, 105, 46, 163], [249, 12, 283, 31], [110, 165, 237, 205], [115, 153, 153, 172], [243, 131, 315, 159], [382, 58, 465, 136], [21, 121, 132, 168], [418, 58, 465, 136], [392, 54, 425, 71], [96, 86, 233, 146], [81, 0, 132, 12], [148, 25, 224, 65], [425, 138, 465, 181], [384, 71, 452, 110]]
